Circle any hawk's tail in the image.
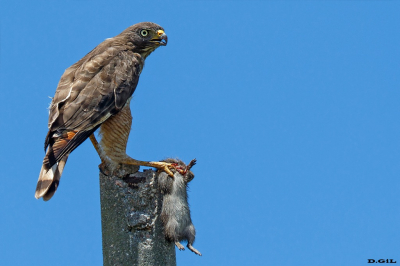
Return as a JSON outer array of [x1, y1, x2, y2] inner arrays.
[[35, 130, 75, 201], [35, 129, 97, 200], [35, 155, 68, 201]]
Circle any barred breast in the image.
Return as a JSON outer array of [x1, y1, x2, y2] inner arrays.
[[98, 98, 132, 163]]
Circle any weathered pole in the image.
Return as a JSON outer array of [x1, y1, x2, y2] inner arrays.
[[99, 164, 176, 266]]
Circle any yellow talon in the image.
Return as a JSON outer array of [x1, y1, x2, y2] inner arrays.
[[163, 165, 175, 177], [151, 161, 176, 177]]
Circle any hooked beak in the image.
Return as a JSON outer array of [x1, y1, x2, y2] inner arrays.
[[152, 30, 168, 46]]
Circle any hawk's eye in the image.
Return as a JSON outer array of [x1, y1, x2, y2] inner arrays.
[[140, 30, 148, 37]]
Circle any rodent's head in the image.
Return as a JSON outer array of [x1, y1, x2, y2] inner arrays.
[[160, 158, 197, 183], [184, 170, 195, 183]]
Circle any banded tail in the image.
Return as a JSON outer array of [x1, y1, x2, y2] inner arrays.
[[35, 128, 97, 200], [35, 130, 78, 201], [35, 156, 68, 201]]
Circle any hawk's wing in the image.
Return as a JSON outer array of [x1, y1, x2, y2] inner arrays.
[[45, 43, 141, 166]]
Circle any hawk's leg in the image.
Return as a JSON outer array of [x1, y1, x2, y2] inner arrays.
[[89, 134, 102, 157], [89, 134, 112, 176], [89, 134, 176, 177], [90, 102, 176, 177]]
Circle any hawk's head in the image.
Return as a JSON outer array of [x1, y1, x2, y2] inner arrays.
[[121, 22, 168, 58]]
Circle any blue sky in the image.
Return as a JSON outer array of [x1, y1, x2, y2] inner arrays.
[[1, 1, 399, 265]]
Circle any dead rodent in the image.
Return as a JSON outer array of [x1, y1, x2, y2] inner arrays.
[[158, 158, 201, 256]]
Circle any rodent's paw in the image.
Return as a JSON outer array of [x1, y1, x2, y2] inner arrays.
[[175, 241, 185, 251], [187, 244, 202, 256]]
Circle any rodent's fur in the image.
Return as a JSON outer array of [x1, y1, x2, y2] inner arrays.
[[158, 158, 201, 256]]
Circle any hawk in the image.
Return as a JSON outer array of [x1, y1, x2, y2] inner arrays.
[[35, 22, 177, 201]]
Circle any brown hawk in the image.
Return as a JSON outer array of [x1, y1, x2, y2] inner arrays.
[[35, 22, 177, 201]]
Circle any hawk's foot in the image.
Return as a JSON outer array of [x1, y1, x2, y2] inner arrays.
[[121, 158, 176, 177], [98, 161, 111, 176]]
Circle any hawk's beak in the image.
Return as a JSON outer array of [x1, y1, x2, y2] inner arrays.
[[153, 30, 168, 46]]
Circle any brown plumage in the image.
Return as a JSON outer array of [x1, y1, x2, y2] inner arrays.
[[36, 22, 172, 200]]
